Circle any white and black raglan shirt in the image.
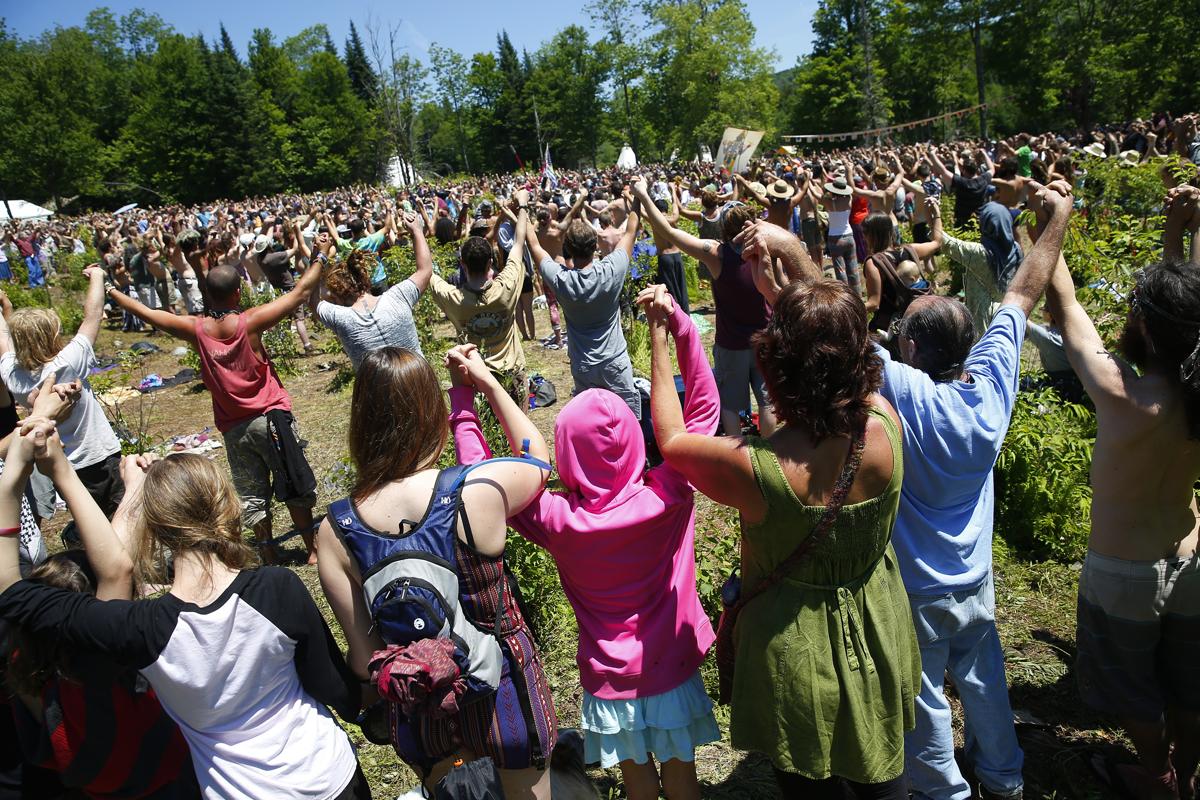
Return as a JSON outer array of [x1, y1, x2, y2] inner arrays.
[[0, 566, 361, 800]]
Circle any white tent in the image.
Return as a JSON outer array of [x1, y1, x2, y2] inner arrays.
[[0, 200, 53, 222], [616, 145, 637, 170]]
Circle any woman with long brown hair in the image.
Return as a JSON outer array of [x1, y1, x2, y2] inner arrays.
[[314, 214, 432, 369], [0, 433, 369, 799], [649, 276, 920, 799], [316, 345, 557, 800]]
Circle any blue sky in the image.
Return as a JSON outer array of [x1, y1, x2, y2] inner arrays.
[[3, 0, 818, 70]]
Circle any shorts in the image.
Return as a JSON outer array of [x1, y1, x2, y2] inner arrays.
[[75, 452, 127, 517], [912, 222, 930, 244], [801, 217, 821, 249], [713, 344, 769, 413], [1076, 549, 1200, 722], [224, 413, 316, 528]]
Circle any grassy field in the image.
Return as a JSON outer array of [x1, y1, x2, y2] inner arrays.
[[34, 286, 1134, 800]]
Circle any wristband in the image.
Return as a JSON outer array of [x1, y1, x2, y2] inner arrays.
[[0, 527, 21, 538]]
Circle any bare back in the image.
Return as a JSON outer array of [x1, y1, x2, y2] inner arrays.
[[1090, 373, 1200, 560]]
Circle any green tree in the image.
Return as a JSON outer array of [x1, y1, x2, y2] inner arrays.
[[528, 26, 608, 168], [428, 44, 474, 173], [343, 21, 377, 102]]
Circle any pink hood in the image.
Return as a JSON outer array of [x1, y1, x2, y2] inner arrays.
[[553, 389, 645, 512]]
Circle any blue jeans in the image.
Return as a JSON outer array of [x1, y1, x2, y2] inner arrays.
[[905, 573, 1023, 800]]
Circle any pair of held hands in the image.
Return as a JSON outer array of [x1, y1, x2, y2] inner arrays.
[[1165, 185, 1200, 231], [11, 373, 157, 494]]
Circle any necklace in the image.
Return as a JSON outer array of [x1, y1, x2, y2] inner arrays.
[[207, 308, 240, 320]]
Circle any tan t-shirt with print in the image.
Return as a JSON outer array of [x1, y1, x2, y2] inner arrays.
[[429, 249, 526, 373]]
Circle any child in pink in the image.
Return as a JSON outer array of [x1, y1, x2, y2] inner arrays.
[[450, 292, 719, 800]]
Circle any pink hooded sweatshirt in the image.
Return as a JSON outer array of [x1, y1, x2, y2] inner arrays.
[[450, 303, 718, 700]]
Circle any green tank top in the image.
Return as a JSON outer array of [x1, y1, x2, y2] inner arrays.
[[729, 407, 921, 783]]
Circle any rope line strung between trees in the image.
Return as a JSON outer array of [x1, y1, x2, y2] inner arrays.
[[782, 102, 993, 142]]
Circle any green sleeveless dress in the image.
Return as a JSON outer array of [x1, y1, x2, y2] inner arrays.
[[729, 407, 920, 783]]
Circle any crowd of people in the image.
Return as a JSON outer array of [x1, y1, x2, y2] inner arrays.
[[0, 109, 1195, 800]]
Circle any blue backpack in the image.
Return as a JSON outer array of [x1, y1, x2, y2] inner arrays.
[[328, 466, 504, 703]]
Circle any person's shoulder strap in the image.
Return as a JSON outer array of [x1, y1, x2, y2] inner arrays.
[[867, 406, 903, 492], [734, 423, 867, 613]]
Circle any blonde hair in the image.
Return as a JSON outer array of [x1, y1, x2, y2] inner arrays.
[[9, 309, 63, 372], [133, 454, 256, 586]]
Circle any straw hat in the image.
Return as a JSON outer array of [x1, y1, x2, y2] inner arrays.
[[824, 179, 853, 196], [765, 179, 795, 200], [1082, 142, 1107, 159]]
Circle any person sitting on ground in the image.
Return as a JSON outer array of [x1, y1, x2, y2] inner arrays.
[[0, 440, 368, 800], [0, 421, 201, 800], [1050, 184, 1200, 800], [316, 345, 557, 800], [649, 261, 921, 798], [879, 180, 1075, 800], [525, 194, 642, 418], [315, 214, 432, 369], [104, 252, 323, 565], [0, 267, 126, 518], [428, 190, 531, 407], [452, 285, 720, 800]]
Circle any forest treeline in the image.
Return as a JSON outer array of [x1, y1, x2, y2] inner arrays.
[[0, 0, 1194, 208]]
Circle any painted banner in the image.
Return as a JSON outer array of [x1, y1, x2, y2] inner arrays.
[[715, 128, 765, 173]]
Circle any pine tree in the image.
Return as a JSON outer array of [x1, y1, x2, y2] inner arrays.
[[218, 23, 239, 63], [344, 21, 376, 102], [322, 28, 337, 56]]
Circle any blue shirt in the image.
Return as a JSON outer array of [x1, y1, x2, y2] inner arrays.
[[876, 305, 1025, 595]]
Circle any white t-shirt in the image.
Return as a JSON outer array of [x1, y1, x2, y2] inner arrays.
[[0, 335, 121, 469]]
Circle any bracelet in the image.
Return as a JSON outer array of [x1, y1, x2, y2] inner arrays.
[[0, 527, 21, 538]]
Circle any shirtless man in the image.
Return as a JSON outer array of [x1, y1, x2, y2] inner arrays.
[[795, 165, 826, 267], [535, 192, 586, 349], [991, 156, 1030, 214], [1045, 184, 1200, 800]]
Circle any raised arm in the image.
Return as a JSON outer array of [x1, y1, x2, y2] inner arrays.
[[403, 213, 434, 294], [553, 192, 587, 233], [105, 285, 197, 342], [244, 254, 323, 336], [732, 219, 821, 285], [646, 289, 764, 523], [1001, 180, 1073, 317], [632, 177, 721, 272], [1163, 186, 1200, 263], [34, 431, 134, 600], [524, 224, 551, 267], [928, 147, 954, 186], [78, 265, 108, 344]]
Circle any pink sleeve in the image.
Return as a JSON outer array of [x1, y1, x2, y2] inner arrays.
[[449, 386, 492, 465], [669, 303, 720, 437], [648, 304, 719, 498], [450, 385, 554, 548]]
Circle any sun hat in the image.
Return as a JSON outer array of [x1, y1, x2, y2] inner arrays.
[[765, 179, 795, 200], [237, 233, 255, 248], [253, 234, 270, 254], [823, 179, 853, 196], [1117, 150, 1141, 168], [1082, 142, 1107, 158]]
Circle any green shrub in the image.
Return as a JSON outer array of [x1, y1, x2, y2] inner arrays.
[[238, 284, 301, 377], [55, 297, 85, 336], [995, 387, 1096, 561]]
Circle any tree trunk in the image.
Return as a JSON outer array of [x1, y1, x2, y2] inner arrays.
[[972, 18, 987, 139]]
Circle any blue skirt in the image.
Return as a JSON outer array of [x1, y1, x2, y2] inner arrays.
[[580, 670, 720, 767]]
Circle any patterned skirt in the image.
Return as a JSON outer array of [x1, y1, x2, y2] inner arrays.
[[389, 624, 558, 775]]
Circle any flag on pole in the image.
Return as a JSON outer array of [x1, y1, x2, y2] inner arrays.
[[541, 144, 559, 190]]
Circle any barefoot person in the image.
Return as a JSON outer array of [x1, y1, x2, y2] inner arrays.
[[104, 253, 323, 565], [1047, 184, 1200, 799]]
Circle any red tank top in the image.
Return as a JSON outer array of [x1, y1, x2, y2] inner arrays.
[[193, 315, 291, 432]]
